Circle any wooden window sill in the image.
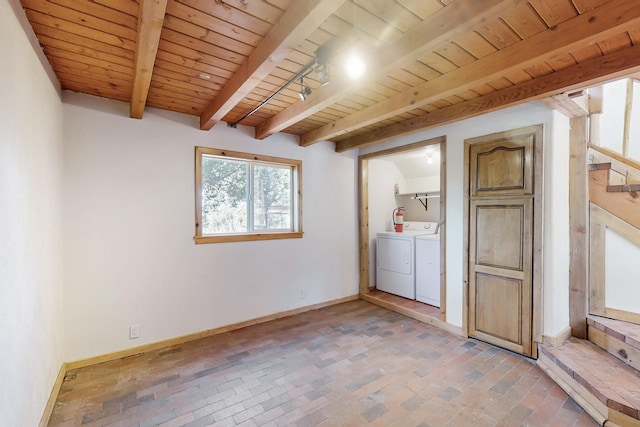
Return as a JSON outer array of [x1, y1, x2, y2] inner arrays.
[[195, 232, 303, 244]]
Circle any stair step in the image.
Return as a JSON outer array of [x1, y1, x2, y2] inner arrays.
[[589, 166, 640, 230], [607, 183, 640, 192], [588, 315, 640, 372], [538, 338, 640, 426], [589, 162, 640, 192]]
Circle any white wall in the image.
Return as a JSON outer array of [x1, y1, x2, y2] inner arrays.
[[62, 92, 359, 361], [605, 228, 640, 313], [369, 159, 405, 233], [0, 2, 64, 424], [395, 194, 440, 223], [543, 111, 571, 336], [398, 175, 441, 223], [360, 102, 571, 336], [367, 159, 405, 286]]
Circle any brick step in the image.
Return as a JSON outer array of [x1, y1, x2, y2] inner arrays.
[[588, 315, 640, 373], [538, 338, 640, 426]]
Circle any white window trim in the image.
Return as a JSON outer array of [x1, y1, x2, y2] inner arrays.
[[194, 146, 303, 244]]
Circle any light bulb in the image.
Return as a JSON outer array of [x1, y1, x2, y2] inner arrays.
[[345, 53, 365, 80]]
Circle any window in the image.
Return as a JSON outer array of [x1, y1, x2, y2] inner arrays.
[[597, 78, 626, 154], [195, 147, 302, 243], [591, 78, 640, 164]]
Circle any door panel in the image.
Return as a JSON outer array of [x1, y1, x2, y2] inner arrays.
[[474, 273, 522, 347], [470, 134, 534, 197], [468, 134, 535, 357], [474, 204, 525, 271]]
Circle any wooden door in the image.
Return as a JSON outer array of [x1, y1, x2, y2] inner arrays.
[[468, 134, 535, 357]]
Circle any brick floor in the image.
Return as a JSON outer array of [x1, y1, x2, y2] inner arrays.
[[49, 301, 598, 426]]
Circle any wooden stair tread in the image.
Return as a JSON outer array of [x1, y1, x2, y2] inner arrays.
[[590, 162, 640, 192], [607, 183, 640, 192], [589, 315, 640, 352], [589, 166, 640, 230], [540, 338, 640, 420], [589, 162, 612, 171]]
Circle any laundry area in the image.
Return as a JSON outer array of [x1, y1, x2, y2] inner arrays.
[[367, 142, 443, 308]]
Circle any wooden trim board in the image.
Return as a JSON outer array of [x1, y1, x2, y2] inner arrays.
[[65, 295, 358, 370], [608, 409, 640, 427], [439, 141, 447, 322], [589, 203, 607, 316], [357, 136, 447, 324], [589, 203, 640, 320], [358, 155, 369, 294], [360, 292, 463, 337], [39, 363, 67, 427], [541, 326, 572, 347], [603, 308, 640, 325], [569, 116, 589, 339]]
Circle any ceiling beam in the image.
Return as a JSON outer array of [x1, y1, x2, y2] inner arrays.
[[306, 0, 640, 146], [539, 93, 589, 118], [199, 0, 346, 131], [254, 0, 521, 140], [130, 0, 168, 119], [335, 43, 640, 152]]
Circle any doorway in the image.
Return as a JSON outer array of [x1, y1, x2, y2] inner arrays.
[[358, 136, 447, 323], [463, 125, 543, 358]]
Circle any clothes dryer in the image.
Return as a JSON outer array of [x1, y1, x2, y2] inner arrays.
[[376, 222, 438, 299]]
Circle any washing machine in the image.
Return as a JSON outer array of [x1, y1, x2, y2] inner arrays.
[[416, 233, 441, 307], [376, 222, 438, 299]]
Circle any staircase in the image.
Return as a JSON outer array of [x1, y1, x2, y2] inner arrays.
[[588, 162, 640, 230], [538, 317, 640, 426], [537, 161, 640, 427]]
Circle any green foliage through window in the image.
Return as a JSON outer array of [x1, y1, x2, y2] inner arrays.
[[201, 157, 249, 234], [195, 147, 302, 243]]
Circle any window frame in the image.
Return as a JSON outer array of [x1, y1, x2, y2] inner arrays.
[[195, 146, 303, 244]]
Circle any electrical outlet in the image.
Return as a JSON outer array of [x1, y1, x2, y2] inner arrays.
[[300, 289, 308, 300], [129, 324, 140, 339]]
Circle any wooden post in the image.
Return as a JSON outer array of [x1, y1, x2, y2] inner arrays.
[[359, 157, 370, 295], [569, 116, 589, 338]]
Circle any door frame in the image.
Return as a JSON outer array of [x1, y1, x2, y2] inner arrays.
[[358, 135, 447, 321], [463, 125, 544, 348]]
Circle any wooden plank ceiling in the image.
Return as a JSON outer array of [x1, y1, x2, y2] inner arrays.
[[19, 0, 640, 151]]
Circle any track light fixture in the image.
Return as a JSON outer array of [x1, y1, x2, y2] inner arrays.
[[229, 42, 335, 127], [314, 45, 331, 86], [316, 64, 330, 86], [298, 77, 312, 101]]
